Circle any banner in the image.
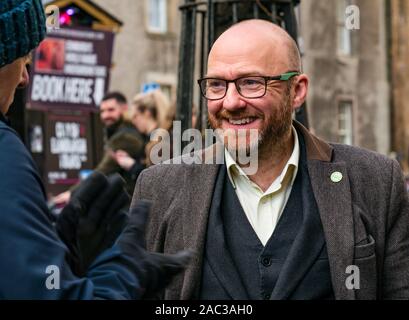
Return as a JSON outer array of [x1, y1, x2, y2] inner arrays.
[[44, 111, 95, 195], [27, 27, 114, 110]]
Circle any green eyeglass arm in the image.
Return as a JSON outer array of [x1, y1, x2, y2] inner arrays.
[[279, 72, 300, 81]]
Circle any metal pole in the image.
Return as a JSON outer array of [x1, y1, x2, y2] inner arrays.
[[207, 0, 215, 51], [253, 1, 259, 18], [176, 0, 197, 136], [198, 10, 206, 131], [232, 2, 238, 23], [281, 1, 309, 128]]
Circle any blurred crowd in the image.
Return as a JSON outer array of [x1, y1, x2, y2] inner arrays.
[[52, 88, 183, 206]]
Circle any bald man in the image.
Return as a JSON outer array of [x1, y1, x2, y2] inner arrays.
[[132, 20, 409, 300]]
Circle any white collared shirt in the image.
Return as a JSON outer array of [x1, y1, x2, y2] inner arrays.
[[225, 126, 300, 246]]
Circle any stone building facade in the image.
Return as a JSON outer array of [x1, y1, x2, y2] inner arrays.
[[95, 0, 181, 103], [95, 0, 393, 157], [299, 0, 391, 155]]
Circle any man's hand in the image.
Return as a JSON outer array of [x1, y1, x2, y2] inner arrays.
[[118, 201, 193, 297], [56, 172, 130, 276]]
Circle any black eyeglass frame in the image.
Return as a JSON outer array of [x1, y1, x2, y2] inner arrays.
[[197, 71, 300, 101]]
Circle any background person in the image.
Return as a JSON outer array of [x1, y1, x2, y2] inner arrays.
[[112, 89, 174, 174]]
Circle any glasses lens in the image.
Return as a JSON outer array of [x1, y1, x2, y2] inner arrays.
[[201, 79, 226, 100], [237, 77, 266, 98]]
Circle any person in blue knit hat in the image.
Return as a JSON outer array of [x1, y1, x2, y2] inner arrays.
[[0, 0, 191, 299]]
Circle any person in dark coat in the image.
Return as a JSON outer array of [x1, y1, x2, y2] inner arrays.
[[53, 92, 146, 204], [111, 90, 174, 182], [0, 0, 190, 299], [99, 92, 136, 140]]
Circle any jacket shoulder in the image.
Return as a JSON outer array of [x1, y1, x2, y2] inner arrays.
[[331, 143, 395, 169], [132, 151, 220, 207], [137, 162, 191, 193], [330, 143, 402, 195]]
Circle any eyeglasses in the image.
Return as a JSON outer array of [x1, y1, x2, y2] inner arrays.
[[197, 71, 300, 101]]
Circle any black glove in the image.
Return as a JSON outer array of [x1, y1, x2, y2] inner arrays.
[[118, 200, 193, 297], [56, 172, 130, 276]]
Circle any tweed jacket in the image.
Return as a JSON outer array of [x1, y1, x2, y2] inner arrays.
[[131, 121, 409, 300]]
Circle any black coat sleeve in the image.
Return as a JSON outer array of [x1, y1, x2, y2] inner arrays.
[[0, 124, 142, 299]]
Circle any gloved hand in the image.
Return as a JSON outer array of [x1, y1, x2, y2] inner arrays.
[[117, 200, 193, 297], [56, 172, 130, 276]]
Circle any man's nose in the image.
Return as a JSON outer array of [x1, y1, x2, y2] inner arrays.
[[222, 82, 246, 111]]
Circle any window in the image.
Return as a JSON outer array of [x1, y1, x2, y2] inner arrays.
[[145, 72, 177, 101], [337, 0, 352, 56], [338, 100, 354, 145], [158, 84, 172, 100], [147, 0, 167, 33]]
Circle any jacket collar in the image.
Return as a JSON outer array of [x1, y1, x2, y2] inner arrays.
[[293, 120, 333, 162]]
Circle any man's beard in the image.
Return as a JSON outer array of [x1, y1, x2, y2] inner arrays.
[[208, 89, 293, 158], [105, 116, 122, 128], [105, 115, 123, 139]]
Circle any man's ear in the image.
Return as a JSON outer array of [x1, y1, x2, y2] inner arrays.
[[292, 74, 309, 110]]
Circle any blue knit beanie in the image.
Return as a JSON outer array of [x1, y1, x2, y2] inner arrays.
[[0, 0, 46, 68]]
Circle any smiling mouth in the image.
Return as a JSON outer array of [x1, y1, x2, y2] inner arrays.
[[226, 117, 257, 125]]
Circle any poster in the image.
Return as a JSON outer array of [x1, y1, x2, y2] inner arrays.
[[27, 27, 114, 110], [45, 112, 94, 195]]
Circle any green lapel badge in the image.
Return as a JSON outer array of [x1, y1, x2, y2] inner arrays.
[[330, 171, 343, 183]]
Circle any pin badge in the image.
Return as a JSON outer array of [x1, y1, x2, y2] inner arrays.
[[330, 171, 343, 183]]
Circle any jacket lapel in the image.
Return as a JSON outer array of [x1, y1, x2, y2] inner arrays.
[[294, 121, 356, 300], [179, 145, 223, 299], [307, 160, 355, 300], [270, 144, 326, 300], [203, 167, 249, 299]]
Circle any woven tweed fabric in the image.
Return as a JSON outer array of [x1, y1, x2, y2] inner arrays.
[[0, 0, 46, 68]]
